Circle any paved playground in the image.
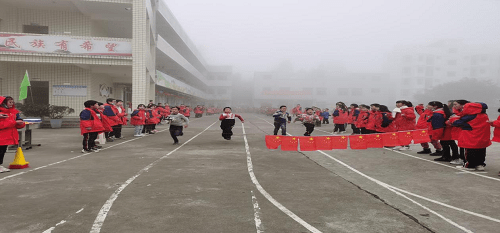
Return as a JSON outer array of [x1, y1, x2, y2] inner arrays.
[[1, 114, 499, 233]]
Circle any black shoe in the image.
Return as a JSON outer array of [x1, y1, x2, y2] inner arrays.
[[429, 150, 443, 156], [94, 145, 103, 149], [179, 132, 184, 136], [106, 138, 114, 142], [225, 137, 231, 140], [434, 157, 451, 162], [173, 142, 179, 145], [417, 148, 432, 154]]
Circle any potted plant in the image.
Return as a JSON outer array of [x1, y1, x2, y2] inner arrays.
[[16, 102, 50, 128], [48, 105, 75, 128]]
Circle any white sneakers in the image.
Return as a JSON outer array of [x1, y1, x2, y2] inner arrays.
[[134, 134, 142, 137], [456, 165, 485, 171], [0, 165, 10, 173], [475, 165, 485, 171], [449, 159, 463, 165]]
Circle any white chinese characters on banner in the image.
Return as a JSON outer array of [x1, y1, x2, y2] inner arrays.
[[0, 34, 131, 56], [53, 85, 87, 97]]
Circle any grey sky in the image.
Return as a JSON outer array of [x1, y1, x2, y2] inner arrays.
[[164, 0, 500, 76]]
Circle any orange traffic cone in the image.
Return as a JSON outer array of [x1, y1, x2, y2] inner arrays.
[[9, 147, 30, 169]]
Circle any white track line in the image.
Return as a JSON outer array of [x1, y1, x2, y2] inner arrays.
[[387, 148, 500, 182], [242, 123, 322, 233], [317, 150, 473, 232], [0, 128, 168, 182], [90, 121, 216, 233], [251, 190, 264, 233]]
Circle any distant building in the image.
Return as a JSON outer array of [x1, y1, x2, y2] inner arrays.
[[252, 71, 393, 109], [386, 40, 500, 100]]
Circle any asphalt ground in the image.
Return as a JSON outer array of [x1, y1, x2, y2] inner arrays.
[[1, 114, 499, 233]]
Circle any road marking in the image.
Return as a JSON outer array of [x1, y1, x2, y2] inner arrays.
[[387, 148, 500, 182], [251, 190, 264, 233], [90, 121, 217, 233], [0, 128, 168, 182], [76, 208, 84, 214], [242, 123, 322, 233], [42, 205, 86, 233], [317, 150, 497, 232]]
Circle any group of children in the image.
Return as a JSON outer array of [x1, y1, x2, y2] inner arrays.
[[276, 100, 500, 174]]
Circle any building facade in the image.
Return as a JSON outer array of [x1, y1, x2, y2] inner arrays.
[[0, 0, 232, 116]]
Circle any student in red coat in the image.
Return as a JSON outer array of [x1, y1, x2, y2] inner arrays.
[[452, 102, 491, 171], [348, 104, 360, 134], [131, 104, 147, 137], [79, 100, 105, 153], [219, 107, 244, 140], [426, 101, 456, 162], [0, 96, 26, 172], [332, 102, 348, 134], [415, 104, 443, 154], [356, 105, 370, 134], [194, 105, 204, 118], [376, 105, 396, 133], [365, 103, 380, 134], [488, 107, 500, 176], [97, 103, 113, 137]]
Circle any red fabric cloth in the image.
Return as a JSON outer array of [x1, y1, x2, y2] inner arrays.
[[349, 135, 368, 150], [265, 135, 282, 149], [365, 134, 384, 148], [382, 132, 400, 147], [415, 105, 432, 130], [377, 113, 396, 133], [98, 109, 113, 132], [331, 135, 348, 149], [365, 110, 379, 131], [315, 136, 334, 150], [299, 136, 317, 151], [333, 109, 349, 124], [398, 131, 413, 145], [412, 130, 431, 144], [355, 110, 369, 128], [281, 136, 299, 151]]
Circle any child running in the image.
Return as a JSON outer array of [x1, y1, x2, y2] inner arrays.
[[166, 106, 189, 145], [273, 105, 291, 136], [219, 107, 244, 140], [297, 108, 321, 136]]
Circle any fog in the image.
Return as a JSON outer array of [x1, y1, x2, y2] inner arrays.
[[165, 0, 500, 75]]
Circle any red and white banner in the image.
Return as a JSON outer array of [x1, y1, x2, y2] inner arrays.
[[0, 33, 131, 56], [265, 130, 431, 151]]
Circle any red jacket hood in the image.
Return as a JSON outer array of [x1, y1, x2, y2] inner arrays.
[[0, 96, 19, 114], [462, 102, 488, 115]]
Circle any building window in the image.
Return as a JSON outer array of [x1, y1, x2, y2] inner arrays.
[[316, 88, 327, 95], [303, 88, 313, 94], [425, 67, 434, 76], [23, 24, 49, 34], [217, 75, 227, 80], [337, 88, 349, 96], [207, 75, 215, 80], [371, 88, 381, 93], [417, 78, 424, 85], [447, 72, 456, 77], [447, 60, 457, 65], [372, 76, 382, 81], [351, 88, 362, 96], [480, 69, 485, 74], [218, 89, 227, 94], [449, 48, 458, 53], [418, 67, 424, 73], [403, 55, 412, 63], [263, 87, 271, 92], [403, 78, 411, 85], [403, 67, 411, 75]]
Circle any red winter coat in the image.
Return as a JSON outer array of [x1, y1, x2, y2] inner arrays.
[[490, 115, 500, 143], [115, 106, 127, 125], [415, 105, 432, 130], [355, 110, 369, 128], [377, 112, 396, 133], [428, 109, 446, 140], [146, 109, 161, 124], [365, 110, 379, 131], [103, 104, 120, 126], [0, 100, 25, 145], [333, 109, 349, 124], [452, 103, 491, 149], [194, 107, 203, 114], [79, 108, 105, 135], [394, 106, 416, 131], [130, 109, 146, 126], [348, 108, 360, 124], [446, 115, 461, 140], [98, 109, 113, 132]]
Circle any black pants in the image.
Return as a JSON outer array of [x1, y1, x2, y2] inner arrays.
[[464, 148, 487, 168], [304, 123, 315, 136], [273, 121, 287, 135], [460, 147, 465, 161], [440, 140, 459, 160], [112, 125, 122, 138], [322, 118, 329, 124], [221, 119, 235, 139], [0, 145, 7, 165], [351, 124, 360, 134], [83, 132, 98, 151], [142, 124, 155, 134], [169, 125, 183, 143], [333, 123, 345, 133], [195, 113, 202, 118]]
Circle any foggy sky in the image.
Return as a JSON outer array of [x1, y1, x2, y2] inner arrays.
[[164, 0, 500, 77]]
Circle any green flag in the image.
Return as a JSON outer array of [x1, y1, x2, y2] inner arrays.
[[19, 70, 31, 101]]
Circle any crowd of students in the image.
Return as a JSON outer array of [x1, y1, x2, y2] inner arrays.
[[273, 100, 500, 175]]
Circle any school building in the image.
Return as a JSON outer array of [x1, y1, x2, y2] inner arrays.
[[0, 0, 230, 116]]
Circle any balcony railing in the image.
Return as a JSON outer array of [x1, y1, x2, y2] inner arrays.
[[0, 33, 132, 57]]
